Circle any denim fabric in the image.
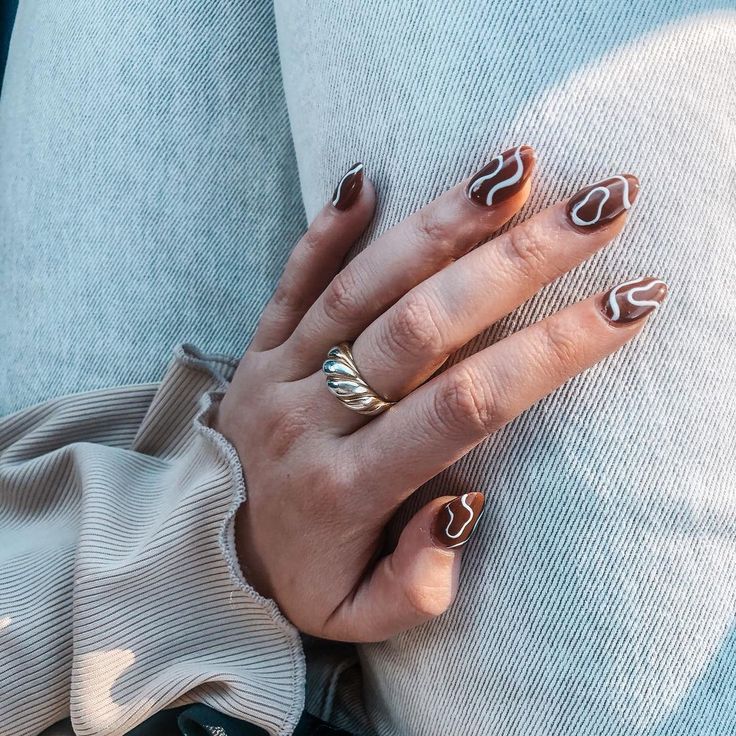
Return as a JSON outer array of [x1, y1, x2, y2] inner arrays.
[[2, 1, 735, 736], [0, 0, 305, 414]]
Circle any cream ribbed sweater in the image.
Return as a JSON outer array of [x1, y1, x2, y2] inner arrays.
[[0, 345, 305, 736]]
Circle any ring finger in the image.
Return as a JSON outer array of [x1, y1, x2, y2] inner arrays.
[[350, 276, 668, 509]]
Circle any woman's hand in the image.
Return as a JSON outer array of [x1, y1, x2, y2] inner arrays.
[[215, 148, 667, 642]]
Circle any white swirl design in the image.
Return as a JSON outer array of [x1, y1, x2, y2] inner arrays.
[[444, 493, 477, 548], [471, 146, 525, 206], [570, 175, 631, 227], [607, 277, 667, 321], [332, 163, 364, 206]]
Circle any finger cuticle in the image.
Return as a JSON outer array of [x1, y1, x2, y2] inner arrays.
[[599, 276, 669, 325], [466, 146, 535, 208], [431, 492, 485, 549]]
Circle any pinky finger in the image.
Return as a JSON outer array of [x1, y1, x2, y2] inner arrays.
[[250, 164, 376, 351], [350, 276, 669, 506], [322, 493, 485, 643]]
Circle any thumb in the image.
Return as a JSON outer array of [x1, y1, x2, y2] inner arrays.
[[323, 493, 485, 642]]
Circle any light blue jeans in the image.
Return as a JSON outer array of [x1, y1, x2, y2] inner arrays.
[[2, 1, 735, 734]]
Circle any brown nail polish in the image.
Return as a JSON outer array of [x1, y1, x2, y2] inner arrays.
[[566, 174, 640, 230], [466, 146, 535, 207], [432, 493, 485, 549], [600, 276, 668, 324], [332, 162, 364, 210]]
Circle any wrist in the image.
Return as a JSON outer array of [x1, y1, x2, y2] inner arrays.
[[212, 401, 277, 602], [233, 503, 276, 601]]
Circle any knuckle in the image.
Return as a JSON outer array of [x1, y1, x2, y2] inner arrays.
[[270, 280, 294, 311], [271, 231, 322, 310], [322, 267, 361, 325], [323, 461, 355, 502], [315, 445, 361, 506], [384, 291, 445, 359], [432, 367, 498, 436], [503, 224, 548, 280], [296, 230, 323, 269], [266, 403, 312, 459], [540, 318, 581, 373], [310, 478, 343, 517], [414, 208, 450, 251]]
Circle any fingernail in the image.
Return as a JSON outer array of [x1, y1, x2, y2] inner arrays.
[[432, 492, 485, 549], [600, 276, 668, 324], [466, 146, 535, 207], [566, 174, 640, 230], [332, 162, 364, 211]]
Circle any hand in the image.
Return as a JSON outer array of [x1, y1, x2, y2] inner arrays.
[[215, 149, 667, 642]]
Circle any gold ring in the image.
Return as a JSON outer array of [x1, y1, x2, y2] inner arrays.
[[322, 342, 395, 416]]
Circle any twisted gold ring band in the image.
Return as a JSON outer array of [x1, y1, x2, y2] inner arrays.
[[322, 342, 395, 416]]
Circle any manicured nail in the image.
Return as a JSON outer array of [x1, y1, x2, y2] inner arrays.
[[566, 174, 640, 230], [432, 492, 485, 549], [601, 276, 668, 324], [466, 146, 535, 207], [332, 163, 364, 210]]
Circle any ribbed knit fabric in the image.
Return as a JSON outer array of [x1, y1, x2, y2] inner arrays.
[[0, 346, 305, 736], [1, 1, 736, 736]]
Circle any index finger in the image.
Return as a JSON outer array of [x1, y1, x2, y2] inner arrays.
[[281, 146, 537, 374]]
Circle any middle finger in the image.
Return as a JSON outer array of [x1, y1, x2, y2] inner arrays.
[[281, 145, 537, 376]]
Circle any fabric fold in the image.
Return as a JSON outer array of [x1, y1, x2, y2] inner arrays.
[[0, 345, 305, 736]]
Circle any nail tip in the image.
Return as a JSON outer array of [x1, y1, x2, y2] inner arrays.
[[623, 173, 641, 204], [467, 146, 534, 207], [651, 277, 669, 303], [639, 274, 668, 295], [467, 491, 485, 509], [332, 162, 365, 210], [509, 144, 536, 167]]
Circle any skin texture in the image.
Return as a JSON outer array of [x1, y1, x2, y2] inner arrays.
[[214, 148, 667, 643]]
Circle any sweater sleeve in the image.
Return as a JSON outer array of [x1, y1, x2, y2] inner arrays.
[[0, 345, 305, 736]]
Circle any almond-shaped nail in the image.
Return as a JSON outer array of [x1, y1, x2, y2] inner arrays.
[[601, 276, 668, 324], [432, 492, 485, 549], [466, 146, 535, 207], [332, 162, 364, 211], [566, 174, 640, 230]]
